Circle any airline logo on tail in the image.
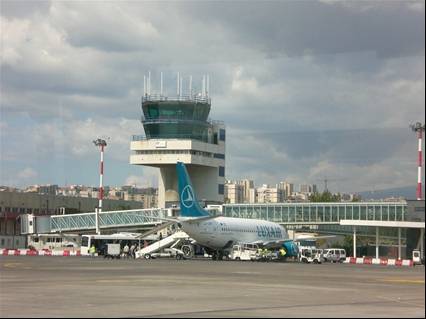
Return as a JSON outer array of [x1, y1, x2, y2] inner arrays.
[[177, 162, 209, 218], [181, 185, 195, 208]]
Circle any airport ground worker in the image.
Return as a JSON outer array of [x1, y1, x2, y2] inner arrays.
[[262, 248, 270, 261], [89, 244, 96, 257], [279, 248, 286, 259], [130, 244, 136, 259], [122, 243, 130, 258]]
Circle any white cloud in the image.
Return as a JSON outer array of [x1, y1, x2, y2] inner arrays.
[[125, 167, 158, 188], [0, 1, 424, 193], [29, 117, 141, 161], [17, 167, 38, 179]]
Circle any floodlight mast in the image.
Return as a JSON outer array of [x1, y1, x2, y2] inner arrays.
[[93, 138, 108, 234], [410, 122, 425, 200]]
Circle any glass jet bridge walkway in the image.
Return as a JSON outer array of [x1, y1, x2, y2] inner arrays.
[[22, 202, 409, 234], [48, 208, 170, 233]]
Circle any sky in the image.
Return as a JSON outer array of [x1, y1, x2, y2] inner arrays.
[[0, 0, 425, 194]]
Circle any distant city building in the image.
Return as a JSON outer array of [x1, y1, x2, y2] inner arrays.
[[238, 179, 255, 203], [24, 185, 39, 193], [278, 181, 294, 199], [35, 184, 59, 196], [225, 182, 244, 204], [78, 190, 91, 198], [299, 184, 317, 194], [248, 188, 256, 203], [292, 192, 310, 201], [341, 193, 361, 202], [256, 184, 285, 203]]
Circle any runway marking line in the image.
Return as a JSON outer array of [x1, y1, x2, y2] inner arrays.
[[377, 279, 424, 284], [2, 263, 22, 268]]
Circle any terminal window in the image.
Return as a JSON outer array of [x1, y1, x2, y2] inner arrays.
[[219, 129, 226, 141], [214, 153, 225, 159], [218, 184, 224, 195], [219, 166, 225, 177]]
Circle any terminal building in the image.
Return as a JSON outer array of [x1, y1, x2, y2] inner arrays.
[[0, 191, 144, 249], [16, 199, 424, 260], [130, 74, 225, 208], [221, 200, 424, 259]]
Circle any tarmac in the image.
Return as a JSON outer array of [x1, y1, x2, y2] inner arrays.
[[0, 256, 424, 318]]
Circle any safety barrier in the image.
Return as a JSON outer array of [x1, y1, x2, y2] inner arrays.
[[1, 249, 81, 257], [344, 257, 413, 267]]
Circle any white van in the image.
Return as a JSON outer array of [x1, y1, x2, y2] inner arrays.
[[412, 250, 423, 265], [323, 248, 346, 263]]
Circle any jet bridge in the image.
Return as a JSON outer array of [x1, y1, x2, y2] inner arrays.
[[20, 208, 172, 234]]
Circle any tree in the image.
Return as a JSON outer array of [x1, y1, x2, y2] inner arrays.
[[309, 191, 341, 202]]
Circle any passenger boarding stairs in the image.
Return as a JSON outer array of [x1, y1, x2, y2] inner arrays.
[[135, 231, 190, 259], [136, 221, 176, 239]]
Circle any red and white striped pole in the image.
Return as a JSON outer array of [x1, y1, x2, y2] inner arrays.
[[93, 138, 108, 234], [417, 129, 423, 200], [411, 123, 425, 200], [99, 143, 105, 211]]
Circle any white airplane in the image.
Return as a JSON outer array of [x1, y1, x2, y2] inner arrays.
[[174, 162, 299, 260]]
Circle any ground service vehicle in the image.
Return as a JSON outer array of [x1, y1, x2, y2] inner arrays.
[[412, 249, 423, 265], [144, 247, 186, 260], [253, 249, 279, 262], [81, 233, 143, 256], [323, 248, 346, 263], [300, 248, 323, 264], [229, 243, 259, 261], [104, 244, 121, 259], [27, 234, 80, 250]]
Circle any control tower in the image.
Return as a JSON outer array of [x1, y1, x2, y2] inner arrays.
[[130, 73, 225, 208]]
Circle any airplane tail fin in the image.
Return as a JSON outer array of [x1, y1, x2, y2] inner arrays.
[[177, 162, 210, 218]]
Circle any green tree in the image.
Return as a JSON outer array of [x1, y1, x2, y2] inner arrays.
[[309, 191, 341, 202]]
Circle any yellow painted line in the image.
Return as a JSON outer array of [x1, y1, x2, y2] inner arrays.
[[2, 263, 22, 268], [96, 279, 134, 283], [378, 279, 424, 284]]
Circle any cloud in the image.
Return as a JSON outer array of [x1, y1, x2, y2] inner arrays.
[[0, 1, 424, 193], [180, 1, 425, 59], [49, 2, 159, 52], [17, 167, 38, 179], [125, 167, 158, 188]]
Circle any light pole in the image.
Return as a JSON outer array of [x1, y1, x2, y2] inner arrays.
[[410, 122, 425, 200], [93, 138, 108, 234]]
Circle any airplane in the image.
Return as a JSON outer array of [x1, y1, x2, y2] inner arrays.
[[174, 162, 299, 260]]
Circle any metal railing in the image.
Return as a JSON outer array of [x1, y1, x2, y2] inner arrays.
[[132, 134, 209, 142], [50, 208, 168, 232], [142, 94, 211, 104], [223, 202, 407, 225], [141, 116, 212, 127]]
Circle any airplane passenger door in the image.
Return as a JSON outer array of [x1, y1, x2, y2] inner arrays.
[[205, 221, 217, 242]]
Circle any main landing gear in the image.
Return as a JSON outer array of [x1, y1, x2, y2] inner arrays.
[[211, 251, 225, 261]]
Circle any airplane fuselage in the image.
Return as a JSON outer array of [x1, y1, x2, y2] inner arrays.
[[180, 216, 288, 250]]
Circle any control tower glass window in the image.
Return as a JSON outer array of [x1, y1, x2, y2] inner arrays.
[[141, 100, 213, 142]]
